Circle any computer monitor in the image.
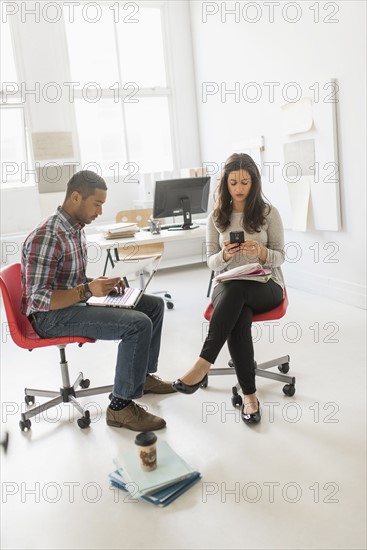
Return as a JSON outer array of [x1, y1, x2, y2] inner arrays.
[[152, 176, 210, 230]]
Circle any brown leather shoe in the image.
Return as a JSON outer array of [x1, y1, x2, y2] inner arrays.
[[106, 402, 166, 431], [144, 374, 177, 394]]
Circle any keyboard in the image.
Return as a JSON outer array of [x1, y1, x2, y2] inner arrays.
[[104, 288, 137, 305], [161, 223, 183, 230], [141, 223, 183, 231]]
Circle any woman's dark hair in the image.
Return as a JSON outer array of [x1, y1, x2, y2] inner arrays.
[[65, 170, 107, 200], [213, 153, 270, 233]]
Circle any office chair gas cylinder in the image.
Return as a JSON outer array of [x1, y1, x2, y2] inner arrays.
[[203, 288, 296, 407], [0, 263, 113, 431]]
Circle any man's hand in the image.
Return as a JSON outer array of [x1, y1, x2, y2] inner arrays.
[[89, 276, 125, 297]]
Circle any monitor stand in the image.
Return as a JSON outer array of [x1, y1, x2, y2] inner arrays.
[[167, 224, 199, 231], [167, 197, 199, 231]]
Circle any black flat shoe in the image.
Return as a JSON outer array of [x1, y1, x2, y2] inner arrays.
[[172, 374, 208, 395], [241, 399, 261, 425]]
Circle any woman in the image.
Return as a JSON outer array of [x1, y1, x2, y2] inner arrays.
[[172, 153, 285, 425]]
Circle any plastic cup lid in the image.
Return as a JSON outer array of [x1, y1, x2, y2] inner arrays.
[[135, 431, 157, 446]]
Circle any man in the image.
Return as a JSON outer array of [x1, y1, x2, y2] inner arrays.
[[21, 170, 176, 431]]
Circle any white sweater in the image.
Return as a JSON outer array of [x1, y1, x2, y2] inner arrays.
[[206, 207, 285, 290]]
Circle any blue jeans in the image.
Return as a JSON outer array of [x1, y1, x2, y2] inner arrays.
[[31, 295, 165, 400]]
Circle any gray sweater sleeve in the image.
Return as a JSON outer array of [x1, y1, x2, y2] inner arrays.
[[264, 206, 285, 268], [205, 207, 285, 271], [206, 212, 230, 272]]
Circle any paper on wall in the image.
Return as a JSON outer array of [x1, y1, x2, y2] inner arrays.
[[281, 98, 313, 135], [310, 181, 340, 231], [287, 176, 312, 232], [283, 139, 315, 178]]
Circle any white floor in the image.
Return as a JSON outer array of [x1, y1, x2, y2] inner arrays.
[[1, 264, 366, 550]]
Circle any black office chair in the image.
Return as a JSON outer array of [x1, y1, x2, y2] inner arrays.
[[206, 270, 215, 297]]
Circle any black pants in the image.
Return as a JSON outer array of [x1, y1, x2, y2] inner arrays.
[[200, 279, 284, 395]]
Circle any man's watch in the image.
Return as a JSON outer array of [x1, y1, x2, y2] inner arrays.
[[83, 283, 93, 300]]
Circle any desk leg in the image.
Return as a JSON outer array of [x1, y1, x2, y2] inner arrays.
[[103, 249, 116, 276], [103, 248, 130, 288]]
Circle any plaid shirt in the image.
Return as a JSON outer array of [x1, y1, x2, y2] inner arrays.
[[21, 206, 88, 316]]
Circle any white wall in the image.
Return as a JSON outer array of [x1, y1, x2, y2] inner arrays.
[[189, 0, 366, 308], [2, 1, 366, 308], [1, 1, 201, 236]]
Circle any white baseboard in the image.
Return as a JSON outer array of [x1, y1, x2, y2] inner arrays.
[[284, 267, 366, 309]]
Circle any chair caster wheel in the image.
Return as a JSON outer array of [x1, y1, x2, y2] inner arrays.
[[283, 384, 295, 396], [80, 378, 90, 389], [231, 387, 243, 408], [166, 301, 174, 309], [19, 419, 32, 431], [278, 362, 289, 374], [25, 395, 35, 406], [77, 410, 91, 429], [164, 293, 172, 299]]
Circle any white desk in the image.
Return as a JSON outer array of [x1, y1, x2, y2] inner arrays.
[[87, 226, 207, 276]]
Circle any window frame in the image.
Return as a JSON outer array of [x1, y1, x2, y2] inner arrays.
[[0, 20, 34, 189], [64, 0, 177, 176]]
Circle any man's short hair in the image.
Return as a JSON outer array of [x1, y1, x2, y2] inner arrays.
[[65, 170, 107, 200]]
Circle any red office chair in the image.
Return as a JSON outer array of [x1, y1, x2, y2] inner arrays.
[[203, 288, 296, 407], [0, 263, 113, 431]]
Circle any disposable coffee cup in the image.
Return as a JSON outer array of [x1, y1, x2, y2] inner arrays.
[[135, 431, 158, 472]]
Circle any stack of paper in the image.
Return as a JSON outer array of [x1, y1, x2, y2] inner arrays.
[[101, 222, 139, 239], [214, 263, 272, 283], [111, 441, 201, 506]]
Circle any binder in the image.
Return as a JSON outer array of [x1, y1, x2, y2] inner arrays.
[[109, 469, 201, 507], [113, 441, 197, 498]]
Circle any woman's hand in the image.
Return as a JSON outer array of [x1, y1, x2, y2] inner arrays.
[[223, 239, 267, 263], [240, 240, 261, 258], [238, 240, 267, 263], [222, 239, 242, 262]]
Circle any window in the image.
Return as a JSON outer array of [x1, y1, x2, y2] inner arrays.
[[64, 3, 174, 177], [0, 20, 32, 187]]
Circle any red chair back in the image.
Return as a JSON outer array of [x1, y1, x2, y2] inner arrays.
[[204, 288, 288, 322], [0, 263, 94, 350]]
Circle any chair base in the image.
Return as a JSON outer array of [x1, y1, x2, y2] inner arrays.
[[207, 354, 296, 402], [152, 290, 174, 309], [20, 375, 114, 431], [19, 345, 113, 431]]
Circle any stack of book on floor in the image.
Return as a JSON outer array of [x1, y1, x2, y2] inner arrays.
[[109, 441, 201, 507], [214, 262, 272, 284], [101, 222, 139, 239]]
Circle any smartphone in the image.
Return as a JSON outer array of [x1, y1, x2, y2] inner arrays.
[[229, 231, 245, 245]]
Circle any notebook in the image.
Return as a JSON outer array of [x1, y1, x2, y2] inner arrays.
[[113, 441, 196, 498], [109, 469, 201, 507], [213, 262, 272, 284], [86, 256, 161, 309]]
